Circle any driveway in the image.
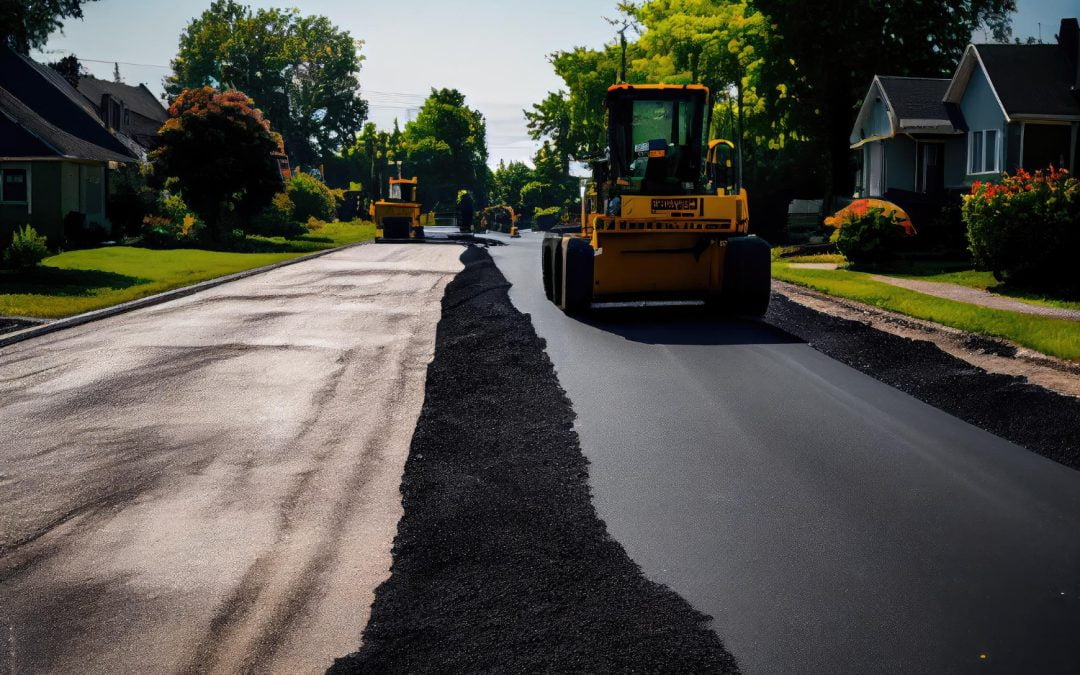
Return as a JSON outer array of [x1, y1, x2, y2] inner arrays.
[[0, 244, 463, 674]]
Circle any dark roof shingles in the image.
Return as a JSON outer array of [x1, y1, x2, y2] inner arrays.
[[877, 76, 953, 121], [0, 46, 137, 161], [77, 76, 168, 123], [976, 44, 1080, 117], [0, 87, 135, 163]]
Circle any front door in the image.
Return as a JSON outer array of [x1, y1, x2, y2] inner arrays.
[[917, 143, 944, 194]]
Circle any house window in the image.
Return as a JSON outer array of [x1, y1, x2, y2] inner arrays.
[[1, 167, 29, 203], [969, 130, 1000, 174]]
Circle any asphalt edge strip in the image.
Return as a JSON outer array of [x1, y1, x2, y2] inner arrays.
[[329, 246, 741, 673], [0, 241, 372, 350], [764, 292, 1080, 471]]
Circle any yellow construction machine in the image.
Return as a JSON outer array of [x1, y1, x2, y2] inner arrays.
[[372, 177, 423, 241], [541, 84, 770, 315]]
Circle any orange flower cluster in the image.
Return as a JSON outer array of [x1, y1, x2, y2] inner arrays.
[[969, 166, 1076, 201], [162, 86, 284, 152]]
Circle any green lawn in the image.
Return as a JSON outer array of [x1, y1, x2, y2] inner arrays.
[[773, 262, 1080, 362], [0, 221, 376, 319]]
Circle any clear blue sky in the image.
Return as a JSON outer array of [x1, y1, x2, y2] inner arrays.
[[35, 0, 1077, 168]]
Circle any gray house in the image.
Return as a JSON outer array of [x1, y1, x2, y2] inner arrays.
[[0, 47, 151, 244], [851, 17, 1080, 203], [850, 76, 966, 198]]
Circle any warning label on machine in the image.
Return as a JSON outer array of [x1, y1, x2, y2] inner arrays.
[[651, 198, 699, 212]]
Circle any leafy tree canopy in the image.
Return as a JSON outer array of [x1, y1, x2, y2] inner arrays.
[[400, 88, 489, 208], [0, 0, 97, 53], [752, 0, 1016, 193], [166, 0, 368, 168], [152, 87, 284, 239]]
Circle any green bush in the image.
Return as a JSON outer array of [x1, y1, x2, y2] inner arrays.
[[140, 193, 203, 248], [252, 192, 302, 236], [288, 173, 336, 223], [963, 167, 1079, 292], [107, 163, 158, 238], [832, 207, 905, 265], [3, 224, 50, 269]]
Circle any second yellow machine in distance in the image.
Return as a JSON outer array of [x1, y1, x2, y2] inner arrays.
[[542, 83, 770, 315], [371, 177, 423, 241]]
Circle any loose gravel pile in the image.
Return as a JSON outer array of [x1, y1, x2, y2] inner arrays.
[[766, 294, 1080, 470], [329, 247, 740, 673]]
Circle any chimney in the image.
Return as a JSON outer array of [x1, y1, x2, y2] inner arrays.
[[100, 93, 113, 129], [1060, 18, 1079, 90]]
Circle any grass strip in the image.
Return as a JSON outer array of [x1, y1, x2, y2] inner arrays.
[[773, 263, 1080, 361], [0, 221, 376, 319]]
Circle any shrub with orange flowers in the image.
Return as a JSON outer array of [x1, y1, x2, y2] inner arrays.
[[963, 166, 1080, 291], [151, 87, 285, 240]]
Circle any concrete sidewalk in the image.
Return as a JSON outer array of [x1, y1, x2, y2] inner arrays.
[[871, 275, 1080, 321]]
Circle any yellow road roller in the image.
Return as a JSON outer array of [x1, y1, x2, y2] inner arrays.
[[372, 177, 423, 241], [541, 84, 770, 315]]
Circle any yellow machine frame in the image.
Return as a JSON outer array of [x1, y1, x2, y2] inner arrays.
[[371, 177, 422, 240], [544, 83, 767, 312]]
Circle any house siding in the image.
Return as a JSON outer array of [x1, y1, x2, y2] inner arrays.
[[885, 136, 916, 192], [944, 136, 967, 188], [866, 93, 893, 139], [959, 65, 1007, 183]]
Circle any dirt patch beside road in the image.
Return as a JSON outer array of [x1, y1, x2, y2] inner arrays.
[[330, 247, 740, 673]]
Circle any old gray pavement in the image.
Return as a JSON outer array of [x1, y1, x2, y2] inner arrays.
[[0, 244, 463, 674]]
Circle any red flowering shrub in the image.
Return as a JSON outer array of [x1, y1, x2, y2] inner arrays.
[[963, 167, 1080, 291], [151, 87, 285, 239]]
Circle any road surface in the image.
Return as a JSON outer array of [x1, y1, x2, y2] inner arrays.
[[0, 244, 463, 674], [488, 232, 1080, 674]]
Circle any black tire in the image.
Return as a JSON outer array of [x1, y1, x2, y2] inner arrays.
[[549, 236, 565, 306], [541, 236, 558, 301], [562, 237, 594, 315], [382, 217, 411, 239], [722, 235, 771, 316]]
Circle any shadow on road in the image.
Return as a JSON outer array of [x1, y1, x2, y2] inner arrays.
[[580, 305, 804, 346]]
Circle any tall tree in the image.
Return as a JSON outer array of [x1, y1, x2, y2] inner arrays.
[[401, 88, 488, 209], [525, 91, 574, 174], [490, 160, 534, 213], [166, 0, 368, 168], [0, 0, 97, 53], [152, 87, 284, 240], [47, 53, 84, 87], [751, 0, 1016, 196]]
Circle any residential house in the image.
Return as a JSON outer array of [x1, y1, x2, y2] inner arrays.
[[851, 17, 1080, 209], [0, 46, 142, 244], [76, 75, 168, 158]]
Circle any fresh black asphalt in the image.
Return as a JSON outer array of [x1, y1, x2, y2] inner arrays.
[[484, 232, 1080, 674], [766, 294, 1080, 470], [330, 247, 740, 673]]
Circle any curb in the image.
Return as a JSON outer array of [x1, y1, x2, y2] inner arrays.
[[0, 241, 372, 350]]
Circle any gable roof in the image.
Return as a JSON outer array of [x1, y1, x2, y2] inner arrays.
[[0, 87, 135, 163], [850, 76, 960, 148], [0, 45, 137, 161], [944, 43, 1080, 120], [77, 76, 168, 123]]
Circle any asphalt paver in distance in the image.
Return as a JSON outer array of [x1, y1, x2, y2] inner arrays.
[[329, 247, 740, 673]]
